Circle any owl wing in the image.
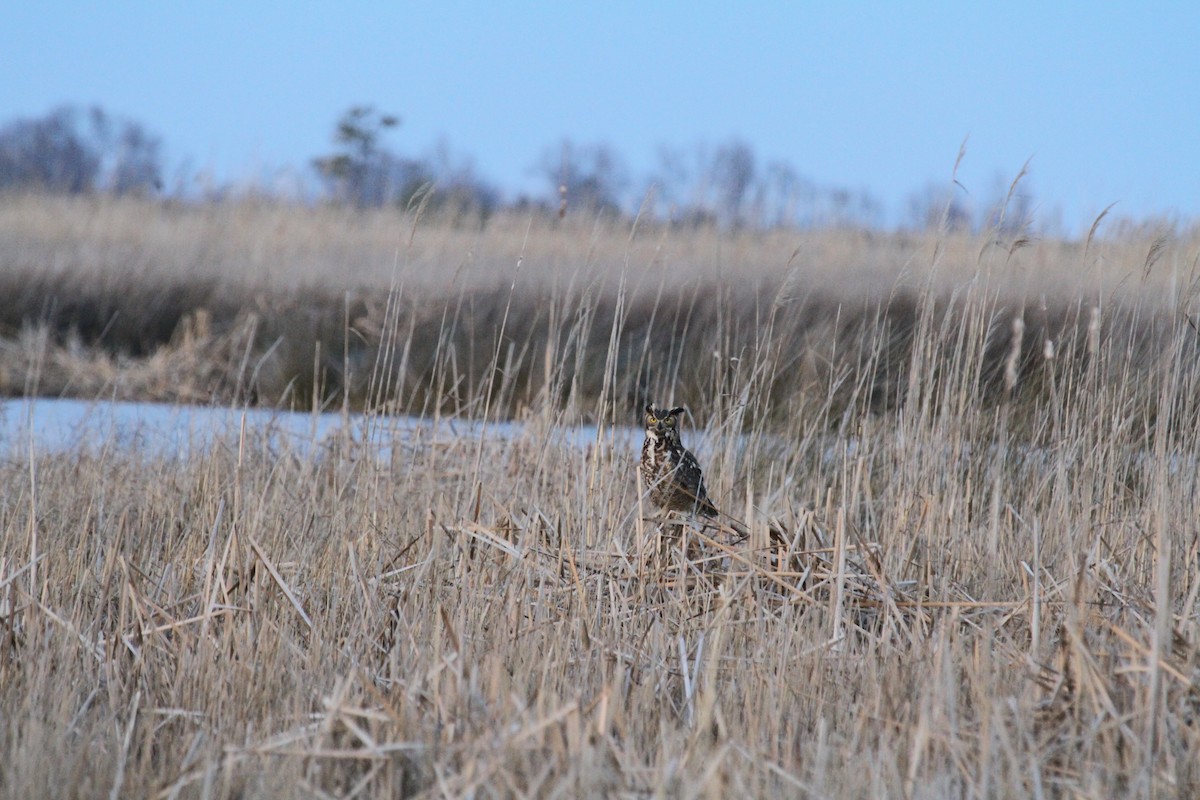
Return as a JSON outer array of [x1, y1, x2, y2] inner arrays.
[[677, 449, 719, 517]]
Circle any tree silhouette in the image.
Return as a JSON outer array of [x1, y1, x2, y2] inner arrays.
[[538, 139, 628, 217], [0, 105, 161, 195], [711, 138, 756, 226], [312, 105, 403, 207], [906, 181, 971, 232]]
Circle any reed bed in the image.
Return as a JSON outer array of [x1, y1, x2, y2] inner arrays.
[[0, 193, 1198, 796]]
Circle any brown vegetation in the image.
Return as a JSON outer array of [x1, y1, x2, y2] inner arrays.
[[1, 193, 1199, 796]]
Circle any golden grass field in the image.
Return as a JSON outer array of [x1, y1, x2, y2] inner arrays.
[[1, 193, 1199, 797]]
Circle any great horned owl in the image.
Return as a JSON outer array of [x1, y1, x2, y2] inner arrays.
[[639, 404, 719, 518]]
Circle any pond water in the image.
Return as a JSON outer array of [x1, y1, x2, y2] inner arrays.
[[0, 397, 640, 459], [5, 397, 1193, 491]]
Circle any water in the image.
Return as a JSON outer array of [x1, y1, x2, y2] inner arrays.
[[0, 397, 641, 459], [12, 398, 1185, 482]]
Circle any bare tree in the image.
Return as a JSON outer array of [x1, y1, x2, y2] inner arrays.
[[538, 139, 629, 217], [0, 105, 162, 195], [93, 108, 163, 194], [757, 160, 816, 228], [906, 181, 971, 232], [643, 144, 714, 225], [644, 144, 689, 216], [980, 169, 1035, 235], [711, 138, 757, 226], [420, 137, 500, 219], [0, 106, 101, 193]]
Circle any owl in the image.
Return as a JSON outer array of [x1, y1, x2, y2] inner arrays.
[[639, 404, 719, 518]]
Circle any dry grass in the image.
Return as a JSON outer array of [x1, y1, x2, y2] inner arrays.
[[1, 193, 1199, 797], [3, 194, 1198, 425]]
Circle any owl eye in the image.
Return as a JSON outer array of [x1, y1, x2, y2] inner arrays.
[[664, 417, 675, 426], [646, 414, 658, 425]]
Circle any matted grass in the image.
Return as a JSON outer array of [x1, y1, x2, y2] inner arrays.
[[1, 193, 1199, 796]]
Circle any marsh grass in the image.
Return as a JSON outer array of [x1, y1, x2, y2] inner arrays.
[[3, 194, 1197, 429], [1, 193, 1199, 796]]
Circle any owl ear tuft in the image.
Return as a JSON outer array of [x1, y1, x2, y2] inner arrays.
[[669, 407, 685, 417]]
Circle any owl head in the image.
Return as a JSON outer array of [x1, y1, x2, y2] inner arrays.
[[644, 404, 686, 444]]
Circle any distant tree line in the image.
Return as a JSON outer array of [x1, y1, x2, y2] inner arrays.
[[307, 106, 895, 230], [0, 105, 162, 195], [310, 105, 499, 217], [0, 103, 1042, 233]]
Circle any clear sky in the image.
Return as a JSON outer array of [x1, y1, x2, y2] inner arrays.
[[3, 2, 1198, 233]]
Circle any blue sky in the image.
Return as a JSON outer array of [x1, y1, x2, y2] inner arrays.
[[3, 2, 1198, 233]]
